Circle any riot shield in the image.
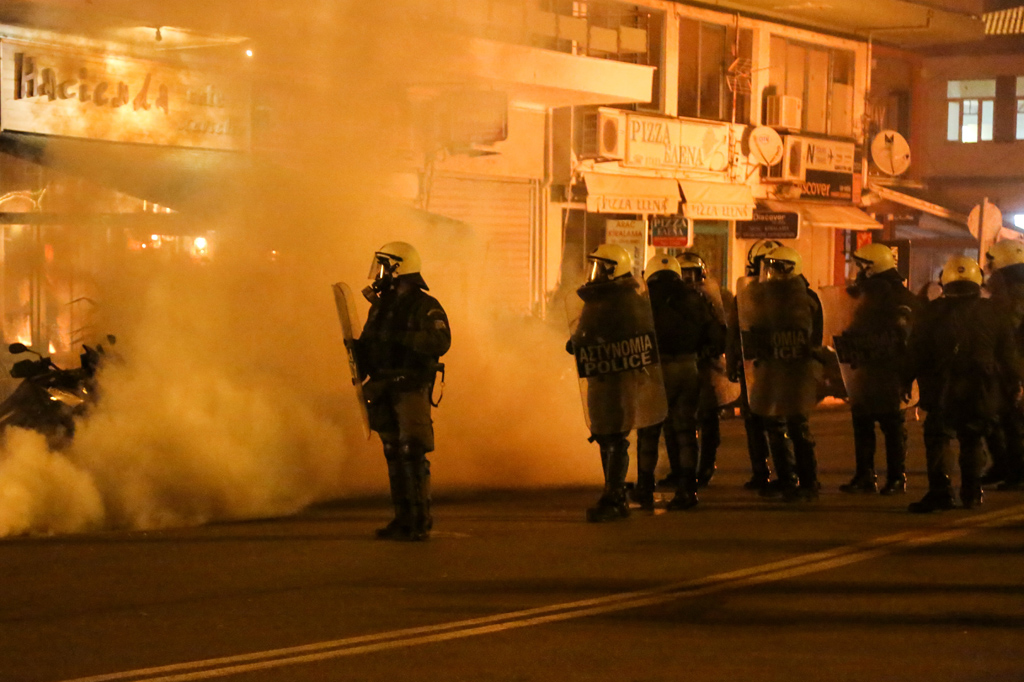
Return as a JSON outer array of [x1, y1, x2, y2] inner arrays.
[[819, 285, 916, 411], [737, 278, 820, 417], [331, 282, 371, 439], [566, 282, 668, 435], [699, 278, 740, 406]]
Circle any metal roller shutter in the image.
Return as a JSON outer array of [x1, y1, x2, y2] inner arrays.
[[426, 174, 535, 314]]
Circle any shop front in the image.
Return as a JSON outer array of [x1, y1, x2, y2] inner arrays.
[[0, 35, 250, 361], [567, 111, 757, 290]]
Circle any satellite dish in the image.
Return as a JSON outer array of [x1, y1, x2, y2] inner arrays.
[[871, 130, 911, 176], [747, 126, 784, 166]]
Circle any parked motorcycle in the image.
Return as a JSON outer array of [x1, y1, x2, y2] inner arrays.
[[0, 335, 115, 450]]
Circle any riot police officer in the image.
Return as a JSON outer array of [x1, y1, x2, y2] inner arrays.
[[567, 244, 668, 522], [905, 255, 1022, 512], [738, 245, 823, 502], [677, 251, 730, 488], [835, 243, 921, 495], [982, 240, 1024, 490], [355, 242, 451, 541], [632, 253, 719, 511], [726, 239, 782, 490]]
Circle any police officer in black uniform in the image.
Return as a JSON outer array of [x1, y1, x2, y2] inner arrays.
[[836, 243, 921, 495], [632, 253, 720, 511], [982, 240, 1024, 490], [727, 240, 782, 491], [739, 245, 824, 502], [905, 255, 1022, 512], [567, 244, 666, 522], [355, 241, 451, 541]]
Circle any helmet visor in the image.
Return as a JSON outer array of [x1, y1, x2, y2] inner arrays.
[[586, 256, 617, 284], [680, 268, 701, 284], [368, 253, 399, 281], [851, 255, 872, 280], [761, 258, 796, 282]]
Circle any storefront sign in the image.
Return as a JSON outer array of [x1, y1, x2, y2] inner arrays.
[[587, 194, 675, 215], [790, 136, 855, 201], [0, 40, 250, 151], [736, 210, 799, 240], [624, 114, 730, 175], [605, 219, 647, 280], [650, 215, 692, 247]]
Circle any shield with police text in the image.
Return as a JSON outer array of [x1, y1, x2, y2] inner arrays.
[[332, 282, 371, 440], [566, 281, 668, 435], [737, 278, 820, 416], [819, 285, 916, 411]]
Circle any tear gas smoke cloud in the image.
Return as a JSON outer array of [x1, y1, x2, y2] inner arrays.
[[0, 0, 598, 536]]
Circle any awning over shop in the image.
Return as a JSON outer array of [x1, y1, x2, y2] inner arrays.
[[679, 181, 755, 221], [583, 173, 680, 216], [762, 201, 881, 231], [865, 184, 968, 224], [0, 132, 253, 217], [864, 183, 1020, 242]]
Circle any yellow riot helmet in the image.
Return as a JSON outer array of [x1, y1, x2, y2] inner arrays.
[[852, 242, 897, 278], [746, 239, 784, 277], [677, 251, 708, 284], [644, 253, 682, 281], [939, 255, 983, 287], [587, 243, 634, 283], [985, 240, 1024, 272], [370, 241, 421, 279], [761, 245, 803, 282], [369, 241, 428, 292]]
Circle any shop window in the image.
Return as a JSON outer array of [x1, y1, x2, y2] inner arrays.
[[766, 38, 855, 137], [678, 18, 752, 123], [946, 79, 995, 143]]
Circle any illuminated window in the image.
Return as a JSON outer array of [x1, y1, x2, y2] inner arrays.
[[1016, 77, 1024, 140], [947, 79, 995, 143]]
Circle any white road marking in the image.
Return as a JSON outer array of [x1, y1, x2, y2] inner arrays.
[[59, 504, 1024, 682]]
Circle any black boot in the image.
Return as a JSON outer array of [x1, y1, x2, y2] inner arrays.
[[908, 474, 956, 513], [588, 438, 631, 522], [376, 444, 410, 539], [667, 468, 699, 510], [879, 413, 908, 496], [696, 412, 719, 488], [839, 470, 878, 494], [744, 414, 772, 490], [880, 474, 907, 495], [960, 479, 984, 509], [398, 443, 431, 541], [631, 470, 656, 511]]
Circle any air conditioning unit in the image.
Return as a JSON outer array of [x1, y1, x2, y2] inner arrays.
[[766, 136, 806, 182], [766, 95, 803, 131], [580, 108, 625, 160]]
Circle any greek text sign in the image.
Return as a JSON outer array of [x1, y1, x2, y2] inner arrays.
[[624, 114, 730, 174], [0, 40, 250, 151], [736, 210, 799, 240], [575, 333, 658, 378], [605, 219, 646, 280]]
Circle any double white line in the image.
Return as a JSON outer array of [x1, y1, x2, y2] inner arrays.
[[63, 504, 1024, 682]]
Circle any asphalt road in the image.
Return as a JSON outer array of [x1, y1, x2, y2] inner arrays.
[[2, 408, 1023, 682]]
